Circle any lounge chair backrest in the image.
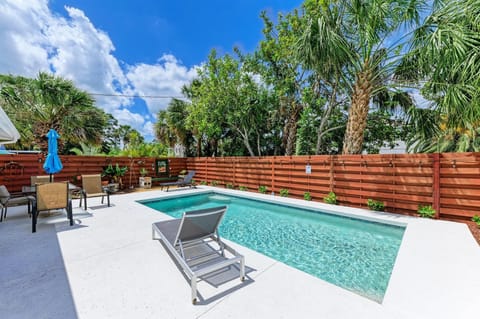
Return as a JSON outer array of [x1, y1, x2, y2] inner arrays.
[[82, 174, 103, 194], [0, 185, 10, 204], [31, 175, 51, 186], [182, 171, 196, 183], [175, 206, 227, 244], [0, 185, 10, 197], [36, 182, 68, 211]]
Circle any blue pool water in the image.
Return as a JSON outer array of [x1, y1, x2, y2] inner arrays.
[[140, 192, 404, 302]]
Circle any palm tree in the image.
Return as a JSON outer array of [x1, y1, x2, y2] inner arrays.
[[0, 73, 107, 152], [397, 0, 480, 151], [298, 0, 426, 154]]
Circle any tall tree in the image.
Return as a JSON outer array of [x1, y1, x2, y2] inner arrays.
[[186, 50, 274, 157], [398, 0, 480, 152], [0, 73, 107, 153], [298, 0, 425, 154], [255, 10, 313, 155]]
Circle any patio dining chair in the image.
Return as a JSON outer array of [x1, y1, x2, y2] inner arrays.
[[80, 174, 111, 210], [32, 182, 73, 232], [0, 185, 33, 222], [152, 206, 245, 304]]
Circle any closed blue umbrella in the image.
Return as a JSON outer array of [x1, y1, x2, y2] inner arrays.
[[43, 129, 63, 182]]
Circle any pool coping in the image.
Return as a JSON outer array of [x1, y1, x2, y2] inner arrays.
[[138, 186, 480, 318]]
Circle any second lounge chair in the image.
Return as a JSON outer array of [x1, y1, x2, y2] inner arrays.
[[159, 170, 196, 191]]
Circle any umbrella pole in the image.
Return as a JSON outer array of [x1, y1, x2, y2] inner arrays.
[[50, 174, 53, 182]]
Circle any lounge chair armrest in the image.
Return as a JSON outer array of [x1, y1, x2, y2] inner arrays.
[[9, 192, 26, 198]]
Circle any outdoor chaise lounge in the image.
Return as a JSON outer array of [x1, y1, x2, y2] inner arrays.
[[152, 206, 245, 304], [159, 170, 196, 191], [0, 185, 33, 222]]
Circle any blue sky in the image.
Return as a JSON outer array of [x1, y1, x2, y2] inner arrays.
[[0, 0, 302, 140]]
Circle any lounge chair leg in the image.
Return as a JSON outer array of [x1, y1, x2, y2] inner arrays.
[[191, 275, 197, 304], [107, 194, 110, 207], [240, 256, 245, 281]]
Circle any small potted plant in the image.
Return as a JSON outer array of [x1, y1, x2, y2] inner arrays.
[[102, 163, 128, 192], [258, 185, 267, 194], [139, 168, 151, 188]]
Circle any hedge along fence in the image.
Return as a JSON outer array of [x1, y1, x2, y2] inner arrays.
[[186, 152, 480, 220], [0, 154, 187, 192]]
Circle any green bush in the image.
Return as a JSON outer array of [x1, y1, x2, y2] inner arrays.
[[226, 183, 234, 189], [472, 215, 480, 228], [200, 180, 207, 185], [258, 185, 267, 194], [323, 192, 337, 205], [239, 186, 247, 191], [210, 180, 218, 186], [418, 205, 436, 218], [367, 199, 385, 211], [304, 192, 311, 201], [279, 189, 289, 197]]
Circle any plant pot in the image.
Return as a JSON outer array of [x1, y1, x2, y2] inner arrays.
[[139, 177, 152, 189], [110, 183, 120, 192]]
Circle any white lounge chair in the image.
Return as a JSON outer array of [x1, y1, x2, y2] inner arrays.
[[152, 206, 245, 304]]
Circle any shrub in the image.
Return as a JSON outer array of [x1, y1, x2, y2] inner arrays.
[[418, 205, 436, 218], [258, 185, 267, 194], [226, 183, 234, 189], [367, 199, 385, 211], [472, 215, 480, 228], [323, 192, 337, 205], [210, 180, 218, 186], [200, 180, 207, 185], [304, 192, 311, 201], [239, 186, 247, 191], [279, 189, 289, 197]]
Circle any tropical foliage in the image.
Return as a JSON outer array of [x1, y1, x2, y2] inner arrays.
[[2, 1, 480, 156]]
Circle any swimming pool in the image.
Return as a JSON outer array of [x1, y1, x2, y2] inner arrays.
[[139, 192, 405, 302]]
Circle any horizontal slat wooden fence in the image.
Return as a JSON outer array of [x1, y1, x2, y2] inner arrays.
[[186, 153, 480, 220], [2, 152, 479, 220], [0, 154, 187, 191]]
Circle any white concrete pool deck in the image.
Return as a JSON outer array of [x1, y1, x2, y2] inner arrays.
[[1, 186, 479, 319]]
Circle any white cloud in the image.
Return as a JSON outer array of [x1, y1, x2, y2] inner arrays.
[[0, 0, 197, 140], [127, 54, 197, 115]]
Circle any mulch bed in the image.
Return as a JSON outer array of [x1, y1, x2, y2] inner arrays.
[[465, 221, 480, 245]]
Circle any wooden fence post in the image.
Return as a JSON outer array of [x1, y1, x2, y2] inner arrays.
[[432, 153, 441, 218], [271, 156, 275, 194], [329, 155, 334, 192]]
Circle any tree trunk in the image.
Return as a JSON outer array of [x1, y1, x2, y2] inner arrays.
[[342, 68, 373, 154], [284, 102, 303, 156]]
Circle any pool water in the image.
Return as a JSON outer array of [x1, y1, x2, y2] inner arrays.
[[140, 192, 404, 302]]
